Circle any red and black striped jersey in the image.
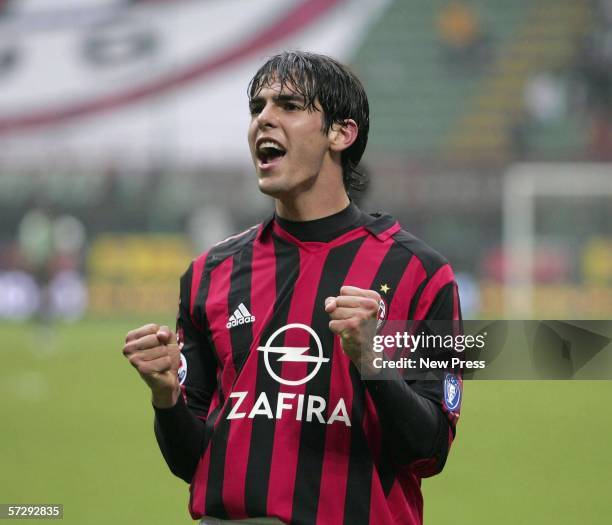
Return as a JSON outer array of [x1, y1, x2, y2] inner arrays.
[[172, 208, 462, 525]]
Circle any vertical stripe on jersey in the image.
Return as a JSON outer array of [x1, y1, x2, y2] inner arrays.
[[316, 235, 393, 525], [193, 252, 221, 330], [388, 257, 427, 363], [368, 471, 407, 525], [376, 252, 429, 498], [205, 257, 236, 394], [244, 235, 301, 517], [266, 244, 329, 522], [387, 256, 427, 321], [203, 404, 231, 518], [290, 236, 366, 525], [204, 245, 256, 518], [189, 255, 227, 410], [190, 398, 232, 519], [384, 476, 423, 525], [407, 279, 427, 321], [342, 366, 375, 525], [228, 243, 255, 373], [341, 242, 419, 523], [189, 253, 208, 329], [222, 233, 277, 518], [189, 363, 224, 515], [413, 264, 454, 320], [368, 243, 415, 315], [188, 253, 224, 519]]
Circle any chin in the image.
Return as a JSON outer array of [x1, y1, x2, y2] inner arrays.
[[257, 176, 286, 198]]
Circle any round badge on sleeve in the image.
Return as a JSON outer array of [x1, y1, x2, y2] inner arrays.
[[444, 373, 461, 412], [178, 354, 188, 385]]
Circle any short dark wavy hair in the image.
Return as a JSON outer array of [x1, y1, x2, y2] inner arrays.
[[247, 51, 370, 194]]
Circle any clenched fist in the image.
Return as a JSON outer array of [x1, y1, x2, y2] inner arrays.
[[325, 285, 381, 376], [122, 323, 181, 408]]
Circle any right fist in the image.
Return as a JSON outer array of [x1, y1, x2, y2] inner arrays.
[[123, 323, 181, 406]]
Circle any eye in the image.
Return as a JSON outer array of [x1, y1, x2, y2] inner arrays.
[[249, 102, 263, 115], [283, 101, 302, 111]]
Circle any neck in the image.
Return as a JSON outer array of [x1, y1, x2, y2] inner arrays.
[[274, 201, 365, 242], [275, 195, 350, 221], [274, 180, 350, 221], [266, 152, 350, 220]]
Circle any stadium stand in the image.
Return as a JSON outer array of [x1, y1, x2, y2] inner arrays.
[[353, 0, 593, 163]]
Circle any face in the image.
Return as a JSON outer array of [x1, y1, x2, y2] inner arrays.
[[247, 81, 332, 198]]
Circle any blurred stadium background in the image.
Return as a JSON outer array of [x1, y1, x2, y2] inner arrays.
[[1, 0, 611, 523]]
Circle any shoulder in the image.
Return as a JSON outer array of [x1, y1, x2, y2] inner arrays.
[[181, 221, 264, 285], [365, 212, 450, 278], [391, 227, 450, 278], [206, 222, 261, 266], [180, 223, 265, 303]]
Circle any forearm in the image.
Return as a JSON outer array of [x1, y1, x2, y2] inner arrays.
[[366, 370, 450, 474], [153, 394, 207, 483]]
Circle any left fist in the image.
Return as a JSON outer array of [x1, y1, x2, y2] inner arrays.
[[325, 285, 381, 374]]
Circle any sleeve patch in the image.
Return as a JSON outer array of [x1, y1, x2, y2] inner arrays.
[[443, 373, 461, 412], [178, 353, 188, 385]]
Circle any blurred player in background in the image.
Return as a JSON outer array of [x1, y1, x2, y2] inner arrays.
[[122, 51, 462, 525]]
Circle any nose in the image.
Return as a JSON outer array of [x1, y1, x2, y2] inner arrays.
[[256, 102, 277, 129]]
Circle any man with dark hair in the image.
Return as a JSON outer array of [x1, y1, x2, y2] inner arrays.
[[247, 51, 369, 194], [122, 51, 462, 525]]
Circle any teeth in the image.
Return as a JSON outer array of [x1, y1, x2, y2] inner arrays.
[[258, 140, 284, 152]]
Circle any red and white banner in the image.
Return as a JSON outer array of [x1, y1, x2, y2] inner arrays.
[[0, 0, 390, 167]]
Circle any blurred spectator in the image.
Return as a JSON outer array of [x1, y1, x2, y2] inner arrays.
[[48, 214, 88, 320], [18, 210, 53, 320], [49, 270, 88, 320], [524, 72, 568, 124], [435, 0, 493, 73], [52, 215, 87, 258], [512, 71, 569, 158], [0, 271, 40, 320], [9, 210, 89, 321], [18, 209, 53, 273]]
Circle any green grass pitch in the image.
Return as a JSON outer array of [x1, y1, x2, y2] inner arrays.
[[1, 320, 610, 524]]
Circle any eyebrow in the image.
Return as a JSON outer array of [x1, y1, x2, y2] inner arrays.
[[275, 94, 306, 104], [249, 93, 307, 105]]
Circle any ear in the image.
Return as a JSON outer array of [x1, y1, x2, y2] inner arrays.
[[328, 119, 358, 153]]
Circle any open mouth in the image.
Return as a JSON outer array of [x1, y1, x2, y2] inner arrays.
[[256, 139, 286, 169]]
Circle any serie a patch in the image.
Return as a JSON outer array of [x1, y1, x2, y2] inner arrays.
[[178, 353, 188, 385], [444, 373, 461, 412]]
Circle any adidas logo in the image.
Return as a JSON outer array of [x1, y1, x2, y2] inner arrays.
[[226, 303, 256, 329]]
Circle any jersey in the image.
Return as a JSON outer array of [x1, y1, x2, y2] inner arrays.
[[175, 210, 462, 525]]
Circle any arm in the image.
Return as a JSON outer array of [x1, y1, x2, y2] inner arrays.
[[326, 279, 462, 476], [366, 281, 461, 475], [123, 262, 217, 483], [155, 262, 218, 482], [153, 395, 207, 483]]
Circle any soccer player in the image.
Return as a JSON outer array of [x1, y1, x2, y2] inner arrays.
[[122, 51, 462, 525]]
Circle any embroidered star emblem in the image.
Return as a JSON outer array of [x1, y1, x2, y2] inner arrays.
[[379, 283, 390, 294]]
